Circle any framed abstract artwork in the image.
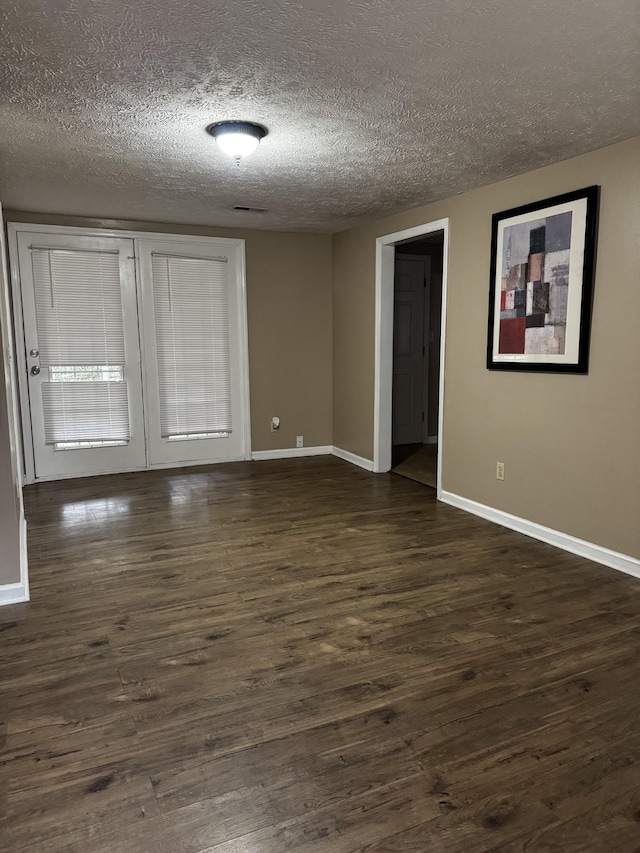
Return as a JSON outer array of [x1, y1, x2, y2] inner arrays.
[[487, 185, 599, 373]]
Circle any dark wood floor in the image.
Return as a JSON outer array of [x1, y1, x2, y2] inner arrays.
[[392, 443, 437, 489], [2, 457, 640, 852]]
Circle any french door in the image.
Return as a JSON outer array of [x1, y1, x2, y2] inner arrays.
[[137, 238, 248, 466], [15, 231, 146, 479], [11, 227, 249, 481]]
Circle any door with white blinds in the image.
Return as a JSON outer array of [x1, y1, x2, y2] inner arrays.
[[15, 231, 146, 479], [137, 238, 249, 466]]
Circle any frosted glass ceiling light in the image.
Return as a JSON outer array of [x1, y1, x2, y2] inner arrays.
[[206, 121, 268, 162]]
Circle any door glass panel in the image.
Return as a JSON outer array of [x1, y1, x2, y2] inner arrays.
[[151, 254, 232, 440], [49, 366, 124, 382], [41, 382, 130, 443], [31, 248, 131, 448], [138, 237, 248, 468]]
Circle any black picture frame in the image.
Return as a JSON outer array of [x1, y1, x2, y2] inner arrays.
[[487, 185, 599, 373]]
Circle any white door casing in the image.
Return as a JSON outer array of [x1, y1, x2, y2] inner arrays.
[[374, 218, 449, 497]]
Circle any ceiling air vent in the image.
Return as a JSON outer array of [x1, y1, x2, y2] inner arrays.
[[233, 206, 268, 213]]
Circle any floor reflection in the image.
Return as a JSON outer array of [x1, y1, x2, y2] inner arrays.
[[60, 496, 132, 526]]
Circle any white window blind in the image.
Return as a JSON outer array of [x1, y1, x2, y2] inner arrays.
[[31, 248, 131, 445], [151, 254, 232, 439], [42, 382, 130, 443], [32, 249, 126, 366]]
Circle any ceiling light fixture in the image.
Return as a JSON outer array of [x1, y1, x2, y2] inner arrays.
[[206, 121, 268, 162]]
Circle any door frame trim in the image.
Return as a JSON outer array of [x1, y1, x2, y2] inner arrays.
[[373, 218, 449, 497], [8, 226, 37, 484], [7, 223, 252, 483]]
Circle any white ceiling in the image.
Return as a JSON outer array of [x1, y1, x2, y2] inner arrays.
[[1, 0, 638, 233]]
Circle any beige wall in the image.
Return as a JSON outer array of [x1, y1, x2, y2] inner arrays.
[[0, 325, 22, 585], [5, 139, 638, 564], [0, 200, 23, 586], [333, 137, 640, 559], [5, 212, 333, 453]]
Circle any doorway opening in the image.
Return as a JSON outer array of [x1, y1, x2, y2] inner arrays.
[[391, 232, 444, 489], [373, 218, 449, 497]]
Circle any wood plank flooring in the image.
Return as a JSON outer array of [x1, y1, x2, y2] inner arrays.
[[1, 456, 639, 852], [392, 444, 438, 489]]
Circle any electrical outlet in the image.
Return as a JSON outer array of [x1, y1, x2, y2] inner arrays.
[[270, 417, 280, 432], [496, 461, 505, 481], [296, 435, 304, 448]]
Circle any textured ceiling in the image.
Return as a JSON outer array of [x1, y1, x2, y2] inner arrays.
[[1, 0, 638, 233]]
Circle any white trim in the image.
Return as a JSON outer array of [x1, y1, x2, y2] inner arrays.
[[29, 456, 251, 481], [437, 227, 450, 499], [237, 240, 252, 461], [373, 218, 449, 503], [7, 226, 35, 483], [0, 516, 29, 606], [6, 221, 248, 245], [373, 239, 395, 473], [19, 515, 29, 599], [148, 456, 248, 470], [252, 446, 332, 461], [21, 465, 148, 483], [331, 446, 375, 471], [440, 490, 640, 580], [0, 581, 29, 606]]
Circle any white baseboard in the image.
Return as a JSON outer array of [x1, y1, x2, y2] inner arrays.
[[0, 581, 29, 605], [252, 446, 332, 461], [331, 447, 375, 472], [20, 516, 29, 600], [0, 517, 29, 606], [252, 445, 375, 472], [440, 490, 640, 580]]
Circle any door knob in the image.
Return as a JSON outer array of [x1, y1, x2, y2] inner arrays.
[[30, 365, 40, 376]]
